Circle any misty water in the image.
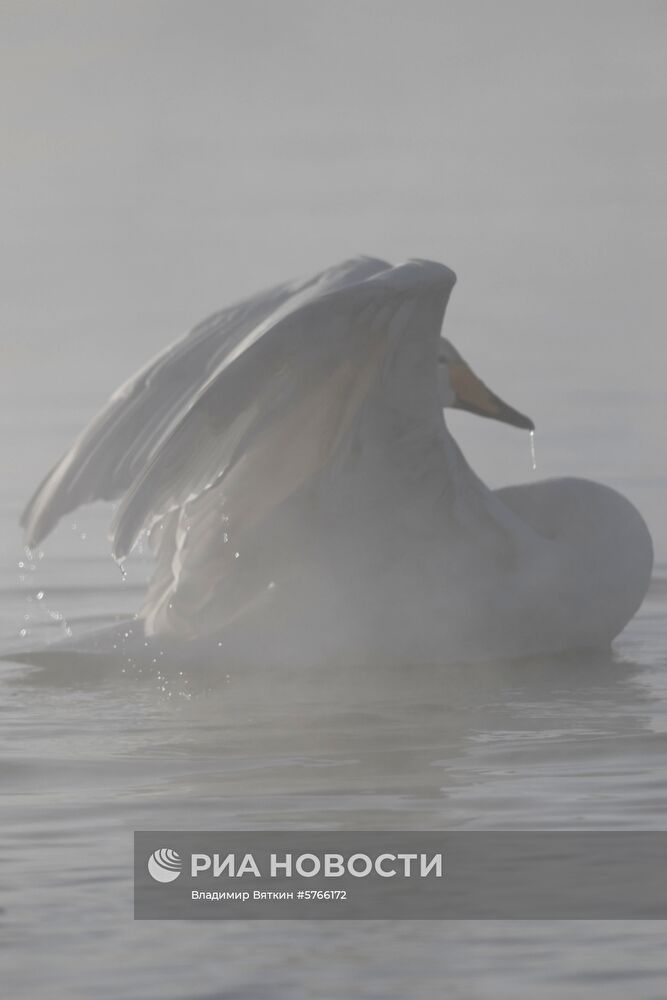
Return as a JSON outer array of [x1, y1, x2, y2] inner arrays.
[[2, 348, 666, 1000], [3, 2, 667, 998]]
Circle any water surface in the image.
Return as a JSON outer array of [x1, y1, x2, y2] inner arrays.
[[2, 2, 667, 996]]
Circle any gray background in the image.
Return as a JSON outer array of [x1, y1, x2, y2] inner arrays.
[[2, 0, 666, 557]]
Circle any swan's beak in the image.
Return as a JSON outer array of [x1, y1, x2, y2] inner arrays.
[[449, 361, 534, 431]]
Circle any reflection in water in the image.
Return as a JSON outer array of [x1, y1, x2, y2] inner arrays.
[[2, 612, 664, 833], [2, 592, 667, 998], [1, 527, 666, 1000]]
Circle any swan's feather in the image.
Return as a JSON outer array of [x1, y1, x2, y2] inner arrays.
[[110, 260, 455, 560], [21, 256, 392, 548]]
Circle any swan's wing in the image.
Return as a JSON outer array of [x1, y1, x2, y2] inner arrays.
[[134, 261, 457, 636], [21, 256, 392, 548], [110, 260, 456, 561], [21, 284, 292, 547]]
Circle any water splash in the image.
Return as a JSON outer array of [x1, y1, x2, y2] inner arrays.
[[113, 555, 128, 582], [529, 430, 537, 472], [46, 607, 73, 637], [16, 548, 38, 636]]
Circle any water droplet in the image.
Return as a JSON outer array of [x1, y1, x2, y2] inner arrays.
[[36, 591, 44, 601], [19, 628, 27, 638], [234, 551, 240, 559], [529, 430, 537, 472], [113, 556, 127, 581]]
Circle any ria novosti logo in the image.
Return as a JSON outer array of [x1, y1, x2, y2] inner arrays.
[[147, 848, 183, 883]]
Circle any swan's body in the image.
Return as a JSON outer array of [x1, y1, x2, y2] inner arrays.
[[18, 257, 652, 666]]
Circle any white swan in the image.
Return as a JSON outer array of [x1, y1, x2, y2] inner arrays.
[[20, 257, 653, 666]]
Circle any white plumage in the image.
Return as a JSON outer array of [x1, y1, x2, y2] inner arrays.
[[20, 257, 653, 665]]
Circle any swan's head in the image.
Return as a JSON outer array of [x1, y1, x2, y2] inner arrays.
[[437, 338, 534, 431]]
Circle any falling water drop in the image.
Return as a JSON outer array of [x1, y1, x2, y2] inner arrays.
[[529, 430, 537, 472], [114, 556, 127, 582]]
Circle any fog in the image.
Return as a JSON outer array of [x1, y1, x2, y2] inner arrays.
[[2, 4, 667, 999], [2, 0, 666, 555]]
